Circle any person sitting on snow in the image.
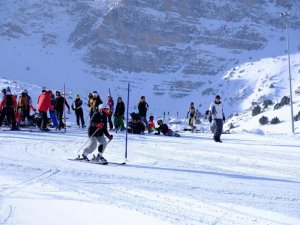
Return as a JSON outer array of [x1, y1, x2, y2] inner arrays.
[[155, 119, 180, 137], [148, 115, 156, 132], [128, 112, 145, 134]]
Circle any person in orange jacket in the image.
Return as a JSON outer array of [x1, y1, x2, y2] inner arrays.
[[148, 116, 156, 132], [0, 87, 19, 130], [37, 90, 53, 131]]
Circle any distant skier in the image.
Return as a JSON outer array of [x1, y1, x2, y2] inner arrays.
[[0, 87, 19, 130], [77, 104, 113, 162], [54, 90, 70, 130], [72, 94, 85, 128], [114, 96, 125, 131], [138, 96, 151, 133], [154, 119, 180, 137], [208, 95, 225, 142], [37, 90, 53, 131], [107, 95, 114, 130]]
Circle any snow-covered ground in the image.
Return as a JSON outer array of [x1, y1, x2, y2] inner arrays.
[[0, 125, 299, 225]]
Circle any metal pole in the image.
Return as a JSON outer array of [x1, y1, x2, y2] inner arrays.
[[281, 12, 295, 133], [64, 83, 67, 132], [125, 83, 130, 160]]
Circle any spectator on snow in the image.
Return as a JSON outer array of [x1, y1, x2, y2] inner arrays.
[[186, 102, 197, 131], [154, 119, 180, 137], [17, 89, 35, 126], [88, 92, 94, 118], [114, 96, 125, 131], [128, 112, 145, 134], [54, 90, 70, 130], [107, 95, 114, 130], [37, 90, 53, 131], [138, 96, 151, 133], [72, 94, 85, 128], [148, 115, 156, 132], [208, 95, 225, 142], [0, 87, 19, 130], [92, 91, 103, 114]]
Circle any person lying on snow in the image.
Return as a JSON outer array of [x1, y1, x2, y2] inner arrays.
[[154, 119, 180, 137]]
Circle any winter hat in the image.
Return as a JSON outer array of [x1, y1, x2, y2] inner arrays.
[[157, 119, 163, 125], [141, 96, 145, 99], [93, 91, 98, 96], [215, 95, 221, 99], [2, 88, 6, 94], [23, 89, 28, 94], [6, 87, 11, 93], [76, 94, 80, 99]]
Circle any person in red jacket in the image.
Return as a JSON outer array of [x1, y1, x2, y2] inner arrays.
[[0, 87, 19, 130], [148, 116, 156, 132], [37, 90, 53, 131]]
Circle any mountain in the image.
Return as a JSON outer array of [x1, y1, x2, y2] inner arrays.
[[0, 0, 300, 117]]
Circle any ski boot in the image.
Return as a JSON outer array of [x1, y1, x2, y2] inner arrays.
[[76, 154, 89, 161]]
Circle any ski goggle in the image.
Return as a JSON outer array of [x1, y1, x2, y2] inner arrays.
[[102, 108, 111, 114]]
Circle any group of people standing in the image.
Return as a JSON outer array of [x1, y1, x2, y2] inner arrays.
[[0, 87, 35, 130], [1, 87, 226, 152]]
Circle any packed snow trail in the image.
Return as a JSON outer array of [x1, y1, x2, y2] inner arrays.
[[0, 128, 299, 225]]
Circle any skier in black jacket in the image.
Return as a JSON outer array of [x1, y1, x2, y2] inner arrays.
[[78, 104, 113, 162], [72, 94, 85, 128]]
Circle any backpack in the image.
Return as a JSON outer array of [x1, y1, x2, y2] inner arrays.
[[206, 110, 212, 123]]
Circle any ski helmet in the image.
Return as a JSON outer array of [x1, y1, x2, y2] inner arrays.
[[99, 104, 111, 115]]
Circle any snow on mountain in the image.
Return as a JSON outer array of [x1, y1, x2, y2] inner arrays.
[[1, 2, 300, 224], [1, 0, 300, 117]]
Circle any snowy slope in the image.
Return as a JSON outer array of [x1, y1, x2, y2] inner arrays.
[[0, 127, 299, 225]]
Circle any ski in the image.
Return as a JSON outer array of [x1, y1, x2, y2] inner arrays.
[[1, 128, 32, 132], [68, 158, 126, 165], [28, 129, 66, 133]]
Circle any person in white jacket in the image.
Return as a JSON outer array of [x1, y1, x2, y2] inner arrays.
[[208, 95, 225, 142]]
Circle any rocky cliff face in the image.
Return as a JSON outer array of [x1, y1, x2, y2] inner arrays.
[[69, 0, 300, 76], [1, 0, 300, 114]]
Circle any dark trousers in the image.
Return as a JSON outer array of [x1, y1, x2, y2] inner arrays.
[[0, 107, 17, 128], [56, 110, 64, 129], [214, 119, 223, 140], [108, 114, 113, 129], [39, 111, 48, 129], [75, 108, 85, 127]]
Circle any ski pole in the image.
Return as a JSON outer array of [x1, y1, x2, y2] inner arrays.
[[70, 128, 100, 153], [65, 128, 99, 153]]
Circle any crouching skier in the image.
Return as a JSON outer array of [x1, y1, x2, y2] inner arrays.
[[77, 104, 113, 163]]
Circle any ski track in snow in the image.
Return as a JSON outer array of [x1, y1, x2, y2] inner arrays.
[[0, 127, 300, 225]]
